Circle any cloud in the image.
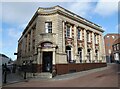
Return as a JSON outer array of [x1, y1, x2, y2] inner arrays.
[[2, 2, 63, 25], [0, 29, 2, 33], [0, 42, 2, 49], [116, 24, 120, 33], [68, 2, 94, 17], [94, 0, 118, 17], [2, 2, 40, 24], [8, 28, 22, 38]]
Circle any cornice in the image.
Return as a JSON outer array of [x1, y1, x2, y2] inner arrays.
[[37, 9, 104, 32]]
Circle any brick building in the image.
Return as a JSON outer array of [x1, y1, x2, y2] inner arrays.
[[104, 34, 120, 63], [16, 6, 106, 78], [112, 37, 120, 63]]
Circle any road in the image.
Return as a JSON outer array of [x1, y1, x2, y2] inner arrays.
[[3, 63, 119, 87]]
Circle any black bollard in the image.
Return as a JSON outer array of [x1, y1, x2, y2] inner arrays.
[[3, 63, 7, 84], [24, 71, 26, 79]]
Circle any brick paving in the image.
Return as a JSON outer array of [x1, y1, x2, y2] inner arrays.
[[3, 63, 119, 87]]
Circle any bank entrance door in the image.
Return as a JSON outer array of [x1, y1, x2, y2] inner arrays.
[[42, 52, 52, 73]]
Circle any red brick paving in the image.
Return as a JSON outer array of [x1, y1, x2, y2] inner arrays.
[[3, 64, 119, 87]]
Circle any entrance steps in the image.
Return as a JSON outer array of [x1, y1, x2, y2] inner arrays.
[[34, 73, 52, 79]]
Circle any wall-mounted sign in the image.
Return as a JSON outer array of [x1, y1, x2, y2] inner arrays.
[[41, 42, 52, 48]]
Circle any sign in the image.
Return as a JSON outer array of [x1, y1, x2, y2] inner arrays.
[[41, 42, 52, 48]]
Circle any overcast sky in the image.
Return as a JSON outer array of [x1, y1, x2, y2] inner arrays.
[[0, 0, 119, 60]]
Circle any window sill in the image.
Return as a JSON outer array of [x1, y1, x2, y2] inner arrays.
[[65, 37, 73, 40], [87, 41, 91, 44]]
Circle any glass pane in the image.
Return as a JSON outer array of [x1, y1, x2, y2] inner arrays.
[[45, 22, 52, 33]]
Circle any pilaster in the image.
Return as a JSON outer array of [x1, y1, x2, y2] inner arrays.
[[99, 35, 102, 62], [30, 29, 33, 52], [92, 32, 95, 62], [74, 25, 78, 61], [62, 21, 66, 53], [84, 29, 87, 62], [53, 48, 56, 65], [37, 47, 41, 64]]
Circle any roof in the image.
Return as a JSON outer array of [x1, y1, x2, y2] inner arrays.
[[0, 54, 9, 58], [105, 33, 119, 36], [113, 37, 120, 45], [19, 5, 104, 42]]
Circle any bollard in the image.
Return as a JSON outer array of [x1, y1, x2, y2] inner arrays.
[[3, 63, 7, 84], [24, 71, 26, 79]]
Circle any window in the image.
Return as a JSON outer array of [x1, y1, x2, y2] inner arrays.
[[108, 49, 111, 54], [112, 36, 115, 39], [107, 43, 110, 46], [66, 46, 71, 62], [78, 48, 82, 63], [78, 29, 80, 39], [87, 49, 91, 62], [117, 44, 119, 50], [94, 34, 97, 44], [66, 25, 71, 37], [77, 28, 82, 40], [87, 32, 90, 42], [114, 45, 116, 51], [95, 50, 98, 61], [107, 36, 109, 38], [45, 22, 52, 33]]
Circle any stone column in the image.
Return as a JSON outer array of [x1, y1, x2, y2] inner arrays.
[[30, 29, 33, 52], [26, 34, 29, 53], [74, 25, 78, 62], [70, 47, 73, 61], [37, 47, 41, 64], [84, 29, 87, 62], [92, 32, 95, 62], [62, 21, 66, 53], [100, 34, 106, 62], [98, 35, 102, 62], [102, 35, 106, 62], [53, 48, 56, 65]]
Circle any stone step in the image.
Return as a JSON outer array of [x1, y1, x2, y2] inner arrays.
[[34, 73, 52, 79]]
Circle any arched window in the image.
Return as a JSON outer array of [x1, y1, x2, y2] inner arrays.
[[95, 50, 98, 61], [78, 48, 82, 63], [87, 49, 91, 62], [66, 46, 71, 62]]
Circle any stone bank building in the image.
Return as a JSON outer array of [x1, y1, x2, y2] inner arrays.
[[17, 6, 106, 78]]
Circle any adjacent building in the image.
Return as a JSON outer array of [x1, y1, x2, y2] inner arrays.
[[17, 6, 106, 78], [104, 34, 120, 63], [112, 37, 120, 63], [0, 54, 11, 65]]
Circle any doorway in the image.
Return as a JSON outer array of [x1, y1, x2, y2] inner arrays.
[[42, 52, 52, 73]]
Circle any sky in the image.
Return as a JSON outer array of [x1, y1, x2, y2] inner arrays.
[[0, 0, 119, 60]]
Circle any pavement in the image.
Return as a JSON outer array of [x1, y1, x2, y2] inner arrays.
[[2, 73, 24, 86], [0, 66, 2, 88], [2, 63, 119, 87]]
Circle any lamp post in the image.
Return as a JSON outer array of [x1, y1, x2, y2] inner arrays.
[[23, 62, 26, 79]]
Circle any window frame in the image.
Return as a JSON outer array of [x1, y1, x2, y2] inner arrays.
[[78, 48, 82, 63], [45, 22, 52, 33], [66, 25, 71, 38], [66, 46, 72, 62], [87, 32, 90, 42], [77, 28, 82, 40]]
